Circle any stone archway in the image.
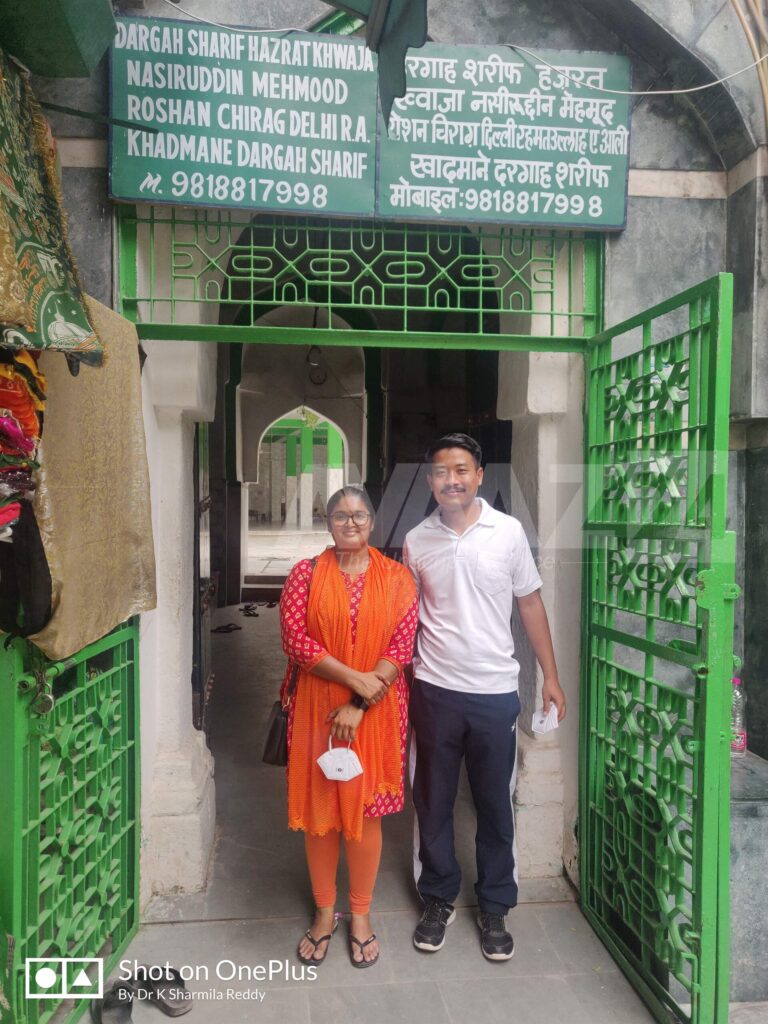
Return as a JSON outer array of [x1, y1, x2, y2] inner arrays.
[[238, 306, 366, 485], [248, 405, 350, 531]]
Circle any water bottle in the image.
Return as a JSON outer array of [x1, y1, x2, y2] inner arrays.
[[731, 677, 747, 758]]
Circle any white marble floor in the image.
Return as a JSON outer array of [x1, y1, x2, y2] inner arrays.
[[245, 525, 330, 576]]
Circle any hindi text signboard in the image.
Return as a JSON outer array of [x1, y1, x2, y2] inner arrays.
[[379, 46, 630, 227], [110, 16, 631, 229]]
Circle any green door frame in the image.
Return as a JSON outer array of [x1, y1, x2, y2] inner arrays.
[[131, 320, 591, 353], [112, 7, 736, 1006], [117, 198, 740, 1024]]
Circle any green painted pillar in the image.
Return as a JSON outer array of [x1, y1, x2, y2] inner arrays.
[[326, 425, 344, 500], [269, 440, 284, 524], [327, 426, 343, 469], [299, 426, 314, 530], [285, 435, 298, 526]]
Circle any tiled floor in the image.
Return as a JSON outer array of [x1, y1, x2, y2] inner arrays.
[[124, 905, 653, 1024], [122, 605, 659, 1023]]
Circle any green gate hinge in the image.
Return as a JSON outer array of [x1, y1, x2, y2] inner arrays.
[[17, 669, 56, 735], [694, 568, 741, 610]]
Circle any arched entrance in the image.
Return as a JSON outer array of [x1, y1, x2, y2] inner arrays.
[[119, 201, 736, 1024], [250, 409, 348, 530], [242, 404, 352, 593], [129, 200, 595, 921]]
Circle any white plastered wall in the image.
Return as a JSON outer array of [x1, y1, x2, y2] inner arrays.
[[494, 237, 585, 882], [134, 205, 221, 905]]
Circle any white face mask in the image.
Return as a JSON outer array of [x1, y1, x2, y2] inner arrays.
[[316, 736, 364, 782]]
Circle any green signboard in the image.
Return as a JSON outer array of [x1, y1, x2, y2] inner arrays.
[[378, 46, 630, 227], [110, 16, 630, 229], [110, 19, 378, 215]]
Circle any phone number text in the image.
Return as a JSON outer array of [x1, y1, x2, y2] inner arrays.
[[169, 171, 328, 207]]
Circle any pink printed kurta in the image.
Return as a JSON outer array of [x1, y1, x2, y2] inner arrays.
[[279, 557, 418, 816]]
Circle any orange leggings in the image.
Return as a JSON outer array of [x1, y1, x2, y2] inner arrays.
[[304, 817, 382, 914]]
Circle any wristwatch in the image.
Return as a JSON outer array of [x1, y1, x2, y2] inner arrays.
[[350, 694, 369, 712]]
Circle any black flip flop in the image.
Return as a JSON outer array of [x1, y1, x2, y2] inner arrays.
[[130, 965, 191, 1017], [297, 913, 341, 966], [211, 622, 242, 633], [349, 932, 379, 968], [90, 982, 135, 1023]]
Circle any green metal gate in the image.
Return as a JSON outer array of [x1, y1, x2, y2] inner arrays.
[[0, 621, 140, 1024], [580, 274, 738, 1024]]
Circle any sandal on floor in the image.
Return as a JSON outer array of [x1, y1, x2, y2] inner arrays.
[[90, 982, 135, 1023], [129, 965, 192, 1017], [297, 913, 341, 965], [349, 932, 379, 969], [211, 622, 242, 633]]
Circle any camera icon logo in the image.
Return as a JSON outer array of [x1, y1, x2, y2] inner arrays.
[[25, 958, 104, 1000]]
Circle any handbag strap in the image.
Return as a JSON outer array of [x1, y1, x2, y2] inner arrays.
[[284, 556, 319, 703], [327, 734, 353, 751]]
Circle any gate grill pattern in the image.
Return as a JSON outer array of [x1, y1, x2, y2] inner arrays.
[[582, 276, 735, 1024], [118, 206, 600, 343], [0, 622, 139, 1024]]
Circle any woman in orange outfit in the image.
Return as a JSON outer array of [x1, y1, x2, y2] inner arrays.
[[279, 485, 418, 967]]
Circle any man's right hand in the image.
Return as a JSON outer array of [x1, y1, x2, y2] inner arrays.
[[352, 671, 389, 705]]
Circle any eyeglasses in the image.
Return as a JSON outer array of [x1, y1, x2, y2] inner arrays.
[[328, 511, 372, 526]]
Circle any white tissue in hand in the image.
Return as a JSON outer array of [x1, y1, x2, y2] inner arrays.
[[531, 704, 559, 735]]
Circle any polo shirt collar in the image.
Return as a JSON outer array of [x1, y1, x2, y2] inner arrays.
[[424, 497, 493, 529]]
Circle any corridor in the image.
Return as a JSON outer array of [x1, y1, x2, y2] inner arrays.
[[119, 603, 656, 1024]]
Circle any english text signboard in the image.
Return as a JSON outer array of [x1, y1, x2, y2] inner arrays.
[[110, 20, 379, 215], [110, 16, 631, 228]]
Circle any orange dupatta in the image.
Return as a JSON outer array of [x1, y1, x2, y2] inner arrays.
[[287, 546, 416, 841]]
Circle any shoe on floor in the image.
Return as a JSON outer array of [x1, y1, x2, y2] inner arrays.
[[413, 898, 456, 952], [129, 965, 192, 1017], [90, 982, 135, 1023], [477, 912, 515, 961]]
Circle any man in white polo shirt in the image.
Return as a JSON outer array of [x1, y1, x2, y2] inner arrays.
[[403, 433, 566, 961]]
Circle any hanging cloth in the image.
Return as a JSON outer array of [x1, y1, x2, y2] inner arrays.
[[28, 295, 155, 659]]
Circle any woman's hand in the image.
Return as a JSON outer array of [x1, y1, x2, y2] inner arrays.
[[326, 704, 365, 742], [351, 671, 389, 705]]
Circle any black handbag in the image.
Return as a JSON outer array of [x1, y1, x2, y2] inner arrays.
[[262, 558, 316, 766], [0, 503, 53, 637], [261, 663, 298, 767]]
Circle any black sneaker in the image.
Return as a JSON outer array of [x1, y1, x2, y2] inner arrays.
[[413, 898, 456, 951], [477, 912, 515, 960]]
